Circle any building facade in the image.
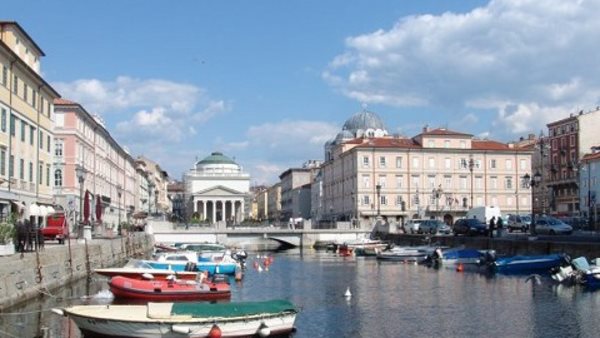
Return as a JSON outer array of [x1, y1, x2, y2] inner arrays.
[[580, 150, 600, 229], [279, 167, 318, 221], [53, 99, 137, 233], [136, 156, 171, 215], [184, 152, 250, 226], [546, 109, 600, 217], [319, 110, 533, 228], [0, 22, 60, 222], [167, 181, 185, 222], [267, 183, 281, 222]]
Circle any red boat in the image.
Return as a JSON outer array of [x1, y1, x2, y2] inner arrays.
[[109, 276, 231, 301]]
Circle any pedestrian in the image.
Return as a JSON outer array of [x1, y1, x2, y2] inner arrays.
[[489, 216, 496, 238], [496, 216, 504, 238]]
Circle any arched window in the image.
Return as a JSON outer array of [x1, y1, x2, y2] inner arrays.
[[54, 169, 62, 187]]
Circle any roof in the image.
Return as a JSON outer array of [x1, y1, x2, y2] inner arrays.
[[0, 21, 45, 56], [350, 138, 421, 149], [197, 152, 237, 166], [581, 152, 600, 162], [471, 140, 528, 151], [416, 128, 473, 137], [342, 110, 387, 132], [54, 98, 78, 105]]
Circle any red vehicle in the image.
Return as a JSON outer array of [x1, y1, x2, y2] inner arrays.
[[42, 212, 69, 244], [108, 275, 231, 301]]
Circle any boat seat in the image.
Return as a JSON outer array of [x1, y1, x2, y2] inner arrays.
[[147, 303, 174, 319]]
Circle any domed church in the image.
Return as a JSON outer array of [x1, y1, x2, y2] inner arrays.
[[184, 152, 250, 226]]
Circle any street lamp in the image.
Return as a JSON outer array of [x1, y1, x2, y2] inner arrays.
[[75, 164, 86, 225], [468, 155, 475, 209], [376, 184, 382, 217], [116, 184, 123, 233], [523, 171, 542, 235], [432, 185, 443, 212]]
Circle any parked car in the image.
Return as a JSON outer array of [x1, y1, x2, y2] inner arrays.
[[534, 217, 573, 235], [507, 214, 531, 233], [557, 216, 589, 230], [453, 218, 488, 236], [418, 220, 452, 235], [42, 212, 69, 244], [403, 219, 427, 234]]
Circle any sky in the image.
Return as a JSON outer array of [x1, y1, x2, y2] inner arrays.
[[5, 0, 600, 184]]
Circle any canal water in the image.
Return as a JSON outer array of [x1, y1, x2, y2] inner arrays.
[[2, 249, 600, 337]]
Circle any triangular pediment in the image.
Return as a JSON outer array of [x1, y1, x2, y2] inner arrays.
[[195, 185, 244, 196]]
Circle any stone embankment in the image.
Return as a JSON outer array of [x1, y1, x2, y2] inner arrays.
[[383, 233, 600, 258], [0, 233, 154, 310]]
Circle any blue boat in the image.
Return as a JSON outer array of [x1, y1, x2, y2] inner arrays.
[[492, 254, 567, 274], [143, 260, 238, 275], [429, 248, 492, 266]]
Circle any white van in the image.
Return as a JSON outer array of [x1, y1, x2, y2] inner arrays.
[[465, 206, 502, 225]]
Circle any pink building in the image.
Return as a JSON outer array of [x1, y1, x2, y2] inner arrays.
[[53, 98, 138, 234]]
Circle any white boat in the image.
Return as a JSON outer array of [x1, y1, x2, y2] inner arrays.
[[52, 299, 298, 338], [376, 245, 438, 262], [94, 260, 199, 280]]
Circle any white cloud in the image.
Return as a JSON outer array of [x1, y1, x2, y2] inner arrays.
[[247, 120, 339, 151], [324, 0, 600, 134]]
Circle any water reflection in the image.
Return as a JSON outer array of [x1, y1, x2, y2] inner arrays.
[[3, 251, 600, 337]]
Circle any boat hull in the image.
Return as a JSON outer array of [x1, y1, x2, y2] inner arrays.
[[95, 268, 198, 280], [109, 276, 230, 301], [145, 261, 238, 275], [493, 254, 565, 274], [57, 302, 297, 338]]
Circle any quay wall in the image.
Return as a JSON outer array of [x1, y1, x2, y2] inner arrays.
[[0, 233, 153, 311], [382, 234, 600, 258]]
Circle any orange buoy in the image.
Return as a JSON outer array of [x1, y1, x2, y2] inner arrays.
[[456, 263, 464, 272], [208, 324, 222, 338]]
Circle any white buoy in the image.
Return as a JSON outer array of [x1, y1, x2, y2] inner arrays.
[[258, 264, 263, 272], [258, 323, 271, 337], [344, 287, 352, 298]]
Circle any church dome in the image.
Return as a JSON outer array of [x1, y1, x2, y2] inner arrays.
[[342, 110, 387, 133], [196, 152, 237, 166]]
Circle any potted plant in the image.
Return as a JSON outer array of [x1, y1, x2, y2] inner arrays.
[[0, 221, 16, 256]]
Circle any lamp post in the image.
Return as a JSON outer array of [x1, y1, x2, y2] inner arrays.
[[116, 184, 122, 233], [432, 185, 443, 213], [523, 172, 542, 235], [75, 164, 86, 226], [468, 155, 475, 209], [376, 184, 382, 217]]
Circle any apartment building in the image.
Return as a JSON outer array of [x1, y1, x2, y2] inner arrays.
[[53, 99, 137, 233], [320, 110, 533, 228], [0, 22, 60, 221], [136, 156, 171, 215]]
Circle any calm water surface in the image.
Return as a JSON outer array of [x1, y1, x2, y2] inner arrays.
[[3, 249, 600, 337]]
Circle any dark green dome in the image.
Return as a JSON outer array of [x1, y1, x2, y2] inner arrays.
[[196, 152, 237, 166]]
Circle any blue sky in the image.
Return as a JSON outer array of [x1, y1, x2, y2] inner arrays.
[[5, 0, 600, 184]]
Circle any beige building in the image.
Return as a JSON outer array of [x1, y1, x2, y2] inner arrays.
[[320, 110, 533, 228], [255, 187, 268, 221], [137, 156, 171, 215], [0, 22, 60, 221], [267, 183, 281, 222]]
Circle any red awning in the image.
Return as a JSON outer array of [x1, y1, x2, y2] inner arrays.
[[95, 195, 102, 222], [83, 190, 90, 224]]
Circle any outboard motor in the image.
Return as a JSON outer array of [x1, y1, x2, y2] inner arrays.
[[184, 262, 197, 272], [484, 250, 497, 266], [232, 250, 248, 268]]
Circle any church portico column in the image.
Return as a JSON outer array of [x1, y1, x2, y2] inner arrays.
[[202, 201, 207, 222], [212, 200, 217, 225]]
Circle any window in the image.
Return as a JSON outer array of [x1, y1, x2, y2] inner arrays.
[[29, 125, 34, 145], [39, 130, 44, 149], [395, 175, 403, 188], [20, 120, 26, 142], [460, 176, 467, 189], [29, 162, 33, 182], [13, 75, 18, 94], [412, 157, 419, 168], [505, 176, 513, 189], [54, 169, 62, 187], [428, 157, 435, 169], [395, 156, 403, 168], [19, 158, 24, 180], [444, 175, 452, 189], [507, 197, 513, 206], [46, 165, 50, 186], [505, 159, 513, 170], [32, 90, 36, 108], [0, 108, 5, 132], [475, 159, 482, 169], [411, 175, 420, 188], [460, 140, 466, 149], [444, 158, 451, 169], [381, 195, 387, 205], [395, 195, 403, 206], [491, 176, 498, 189], [362, 156, 369, 167], [55, 141, 63, 156], [444, 140, 450, 148], [428, 140, 435, 147], [1, 65, 6, 86], [379, 156, 386, 168], [39, 164, 43, 184], [0, 149, 4, 176], [378, 175, 387, 188], [8, 155, 13, 177], [23, 83, 28, 102], [428, 175, 436, 188], [476, 197, 484, 206], [519, 159, 526, 170], [490, 159, 497, 169], [9, 114, 15, 136], [475, 176, 483, 189], [459, 158, 468, 169], [362, 195, 370, 205], [362, 175, 370, 188], [47, 135, 50, 152]]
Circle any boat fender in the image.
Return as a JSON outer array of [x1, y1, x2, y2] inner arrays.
[[258, 322, 271, 337], [171, 325, 190, 334], [208, 324, 222, 338], [51, 308, 65, 316], [142, 273, 154, 280]]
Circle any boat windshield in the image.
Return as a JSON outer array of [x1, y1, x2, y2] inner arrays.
[[124, 259, 153, 269]]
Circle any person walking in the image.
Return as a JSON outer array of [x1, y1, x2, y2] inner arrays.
[[489, 216, 496, 238], [496, 216, 504, 238]]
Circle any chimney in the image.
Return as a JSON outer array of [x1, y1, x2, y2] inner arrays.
[[508, 142, 514, 149], [422, 125, 430, 133]]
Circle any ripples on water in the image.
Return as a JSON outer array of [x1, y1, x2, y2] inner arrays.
[[2, 250, 600, 337]]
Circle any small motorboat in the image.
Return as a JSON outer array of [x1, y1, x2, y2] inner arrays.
[[95, 260, 199, 280], [491, 254, 568, 274], [52, 299, 298, 338], [109, 275, 231, 301], [376, 245, 438, 262], [428, 248, 493, 266]]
